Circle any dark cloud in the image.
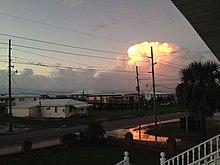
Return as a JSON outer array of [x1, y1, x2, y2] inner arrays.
[[93, 22, 116, 31], [0, 67, 135, 95], [94, 22, 108, 30], [0, 45, 217, 95]]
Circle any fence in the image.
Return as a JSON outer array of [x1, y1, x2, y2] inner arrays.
[[115, 151, 131, 165], [0, 144, 22, 156], [160, 134, 220, 165], [0, 137, 61, 156]]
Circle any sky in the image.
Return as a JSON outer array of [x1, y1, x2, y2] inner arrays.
[[0, 0, 218, 95]]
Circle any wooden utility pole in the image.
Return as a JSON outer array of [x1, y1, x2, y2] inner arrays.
[[8, 39, 12, 132], [150, 46, 157, 128], [136, 66, 141, 110]]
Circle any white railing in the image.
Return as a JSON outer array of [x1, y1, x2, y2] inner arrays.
[[160, 134, 220, 165], [189, 149, 220, 165], [115, 151, 131, 165]]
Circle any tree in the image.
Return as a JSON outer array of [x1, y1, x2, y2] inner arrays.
[[176, 61, 220, 141], [85, 121, 106, 144]]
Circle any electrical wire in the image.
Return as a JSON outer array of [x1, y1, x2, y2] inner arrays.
[[12, 77, 24, 94], [13, 43, 126, 61], [14, 48, 134, 73], [0, 39, 186, 70], [0, 12, 132, 45], [0, 33, 125, 55]]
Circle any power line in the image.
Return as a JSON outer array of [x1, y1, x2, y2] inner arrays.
[[0, 39, 186, 70], [11, 60, 136, 80], [6, 87, 72, 95], [14, 48, 97, 67], [13, 42, 184, 70], [0, 41, 186, 80], [1, 53, 137, 80], [154, 73, 178, 79], [7, 58, 136, 80], [160, 59, 185, 67], [155, 84, 176, 91], [0, 71, 8, 80], [0, 33, 125, 55], [13, 48, 135, 74], [12, 77, 24, 94], [0, 12, 132, 45], [158, 62, 182, 70], [13, 43, 126, 61]]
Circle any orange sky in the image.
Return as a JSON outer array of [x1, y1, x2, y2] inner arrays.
[[127, 41, 176, 65]]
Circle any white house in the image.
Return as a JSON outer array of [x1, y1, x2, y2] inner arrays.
[[0, 94, 40, 106], [144, 92, 175, 101], [12, 99, 89, 118]]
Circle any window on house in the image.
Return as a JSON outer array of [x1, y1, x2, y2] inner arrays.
[[19, 98, 25, 101], [46, 107, 50, 110], [69, 106, 75, 113], [55, 107, 57, 113]]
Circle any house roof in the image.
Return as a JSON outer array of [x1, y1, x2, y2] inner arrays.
[[0, 94, 40, 99], [13, 99, 89, 109], [171, 0, 220, 61], [145, 91, 175, 95], [72, 89, 103, 95]]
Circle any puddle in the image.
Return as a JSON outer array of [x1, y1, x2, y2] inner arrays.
[[106, 119, 181, 143]]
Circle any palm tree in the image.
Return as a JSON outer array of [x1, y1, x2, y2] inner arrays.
[[176, 61, 220, 141], [85, 121, 106, 144]]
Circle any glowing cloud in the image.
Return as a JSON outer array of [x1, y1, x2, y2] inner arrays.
[[127, 41, 174, 65]]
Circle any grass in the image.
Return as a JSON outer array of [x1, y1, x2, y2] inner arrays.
[[1, 105, 183, 165], [2, 145, 161, 165], [1, 105, 184, 128], [3, 106, 219, 165], [83, 105, 183, 120], [146, 118, 220, 142]]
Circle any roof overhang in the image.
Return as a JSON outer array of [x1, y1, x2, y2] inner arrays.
[[171, 0, 220, 61]]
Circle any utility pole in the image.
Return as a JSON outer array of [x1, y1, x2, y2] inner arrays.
[[8, 39, 12, 132], [150, 46, 157, 128], [136, 66, 141, 110]]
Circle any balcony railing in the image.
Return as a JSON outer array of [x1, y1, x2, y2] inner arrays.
[[115, 151, 131, 165], [160, 134, 220, 165]]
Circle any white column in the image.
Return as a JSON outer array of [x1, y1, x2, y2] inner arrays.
[[124, 151, 130, 165], [160, 152, 166, 165]]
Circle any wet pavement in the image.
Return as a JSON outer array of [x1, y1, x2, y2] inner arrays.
[[0, 112, 185, 147]]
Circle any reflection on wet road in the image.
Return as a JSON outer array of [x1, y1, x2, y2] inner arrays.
[[106, 119, 181, 142]]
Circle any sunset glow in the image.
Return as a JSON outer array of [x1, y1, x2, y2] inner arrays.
[[127, 42, 174, 65]]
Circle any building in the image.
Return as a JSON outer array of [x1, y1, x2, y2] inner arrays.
[[71, 91, 142, 110], [0, 94, 40, 106], [171, 0, 220, 61], [144, 91, 175, 105], [12, 99, 89, 118]]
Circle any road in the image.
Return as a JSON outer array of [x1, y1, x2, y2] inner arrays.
[[0, 112, 185, 147]]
